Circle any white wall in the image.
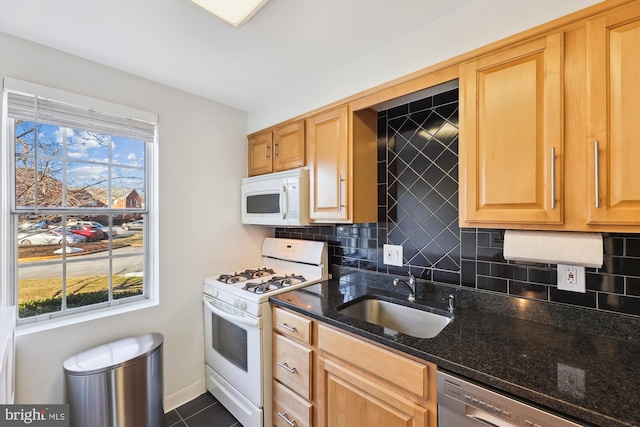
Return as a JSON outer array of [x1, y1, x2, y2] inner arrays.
[[247, 0, 602, 132], [0, 33, 270, 407]]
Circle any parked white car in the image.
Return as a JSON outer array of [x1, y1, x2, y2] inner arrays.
[[122, 220, 143, 231], [18, 228, 86, 246]]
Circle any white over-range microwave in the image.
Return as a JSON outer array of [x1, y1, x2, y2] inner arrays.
[[241, 168, 310, 226]]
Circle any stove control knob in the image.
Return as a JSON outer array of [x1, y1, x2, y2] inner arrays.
[[234, 299, 247, 310], [211, 289, 218, 298]]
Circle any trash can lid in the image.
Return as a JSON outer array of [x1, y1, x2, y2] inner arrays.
[[63, 332, 163, 375]]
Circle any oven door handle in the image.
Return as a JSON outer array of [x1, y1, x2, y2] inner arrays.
[[204, 299, 260, 328]]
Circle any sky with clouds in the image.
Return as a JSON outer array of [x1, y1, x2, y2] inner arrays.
[[17, 121, 145, 197]]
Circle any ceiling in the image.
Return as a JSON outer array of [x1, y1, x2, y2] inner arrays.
[[0, 0, 601, 131]]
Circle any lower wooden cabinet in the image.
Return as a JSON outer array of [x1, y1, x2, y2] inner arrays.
[[272, 306, 438, 427], [320, 358, 429, 427], [317, 324, 436, 427], [273, 307, 316, 426]]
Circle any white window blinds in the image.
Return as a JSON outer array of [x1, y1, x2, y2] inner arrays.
[[4, 77, 157, 143]]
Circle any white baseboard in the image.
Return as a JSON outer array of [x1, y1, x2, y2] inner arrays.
[[164, 379, 206, 412]]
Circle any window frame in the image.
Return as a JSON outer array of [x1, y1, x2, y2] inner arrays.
[[1, 78, 160, 334]]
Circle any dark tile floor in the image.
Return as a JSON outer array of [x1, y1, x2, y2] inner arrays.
[[164, 392, 242, 427]]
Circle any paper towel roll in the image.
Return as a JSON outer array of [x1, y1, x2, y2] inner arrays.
[[503, 230, 603, 268]]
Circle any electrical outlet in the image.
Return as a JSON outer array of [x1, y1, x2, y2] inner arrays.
[[565, 267, 577, 285], [383, 244, 403, 267], [557, 264, 586, 293]]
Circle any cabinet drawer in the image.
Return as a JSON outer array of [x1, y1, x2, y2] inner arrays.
[[273, 380, 312, 427], [273, 307, 312, 344], [318, 324, 429, 400], [273, 333, 313, 400]]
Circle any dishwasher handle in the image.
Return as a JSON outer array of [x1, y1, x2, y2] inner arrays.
[[466, 407, 513, 427]]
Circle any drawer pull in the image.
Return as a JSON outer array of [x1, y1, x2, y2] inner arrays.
[[277, 362, 297, 374], [277, 411, 297, 427], [276, 322, 296, 333]]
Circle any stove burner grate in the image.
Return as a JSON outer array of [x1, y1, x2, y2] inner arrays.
[[218, 268, 277, 283], [243, 268, 276, 278], [269, 274, 306, 287], [217, 273, 246, 284], [242, 281, 280, 294], [241, 273, 307, 293]]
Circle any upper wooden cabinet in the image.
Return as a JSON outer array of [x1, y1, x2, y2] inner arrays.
[[586, 3, 640, 225], [247, 1, 640, 230], [248, 120, 305, 176], [459, 2, 640, 231], [459, 32, 564, 226], [306, 106, 377, 223]]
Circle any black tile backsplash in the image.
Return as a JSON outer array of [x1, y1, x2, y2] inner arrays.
[[276, 86, 640, 318]]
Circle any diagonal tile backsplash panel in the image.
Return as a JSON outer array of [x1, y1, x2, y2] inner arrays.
[[276, 87, 640, 318]]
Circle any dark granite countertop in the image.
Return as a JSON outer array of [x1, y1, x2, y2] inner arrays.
[[270, 268, 640, 427]]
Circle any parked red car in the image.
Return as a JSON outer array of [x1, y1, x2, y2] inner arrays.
[[68, 224, 104, 241]]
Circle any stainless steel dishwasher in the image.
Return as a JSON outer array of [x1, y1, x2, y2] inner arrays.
[[437, 371, 584, 427]]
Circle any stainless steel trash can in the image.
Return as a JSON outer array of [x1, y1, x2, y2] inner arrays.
[[63, 332, 164, 427]]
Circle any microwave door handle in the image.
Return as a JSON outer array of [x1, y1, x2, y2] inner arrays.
[[203, 299, 259, 328], [281, 185, 288, 220]]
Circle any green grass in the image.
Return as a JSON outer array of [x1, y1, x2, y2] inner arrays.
[[19, 275, 142, 301], [18, 275, 143, 318]]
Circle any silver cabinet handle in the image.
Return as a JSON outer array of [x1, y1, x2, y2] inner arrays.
[[550, 147, 556, 209], [339, 174, 346, 209], [277, 412, 297, 427], [277, 362, 296, 373], [276, 322, 296, 332], [594, 140, 600, 208], [265, 144, 270, 159], [274, 142, 279, 157]]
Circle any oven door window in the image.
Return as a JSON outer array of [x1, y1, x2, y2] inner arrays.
[[211, 312, 248, 371], [246, 193, 280, 214]]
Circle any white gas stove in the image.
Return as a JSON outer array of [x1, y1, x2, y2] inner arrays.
[[202, 238, 327, 427], [203, 237, 328, 315]]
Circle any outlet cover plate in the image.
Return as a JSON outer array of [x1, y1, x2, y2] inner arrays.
[[383, 244, 403, 266], [557, 264, 586, 293]]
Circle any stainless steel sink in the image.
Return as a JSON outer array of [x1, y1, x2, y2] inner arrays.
[[338, 296, 452, 339]]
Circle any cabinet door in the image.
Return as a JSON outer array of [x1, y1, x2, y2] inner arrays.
[[307, 106, 349, 222], [586, 3, 640, 224], [459, 33, 564, 225], [274, 120, 305, 172], [248, 130, 273, 176], [319, 358, 429, 427]]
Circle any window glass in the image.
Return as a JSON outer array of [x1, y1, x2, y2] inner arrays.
[[9, 113, 152, 324]]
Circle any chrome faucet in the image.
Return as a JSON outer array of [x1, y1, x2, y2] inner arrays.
[[393, 272, 417, 302], [442, 294, 455, 313]]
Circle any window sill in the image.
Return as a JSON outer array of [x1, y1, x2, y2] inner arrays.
[[16, 298, 159, 337]]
